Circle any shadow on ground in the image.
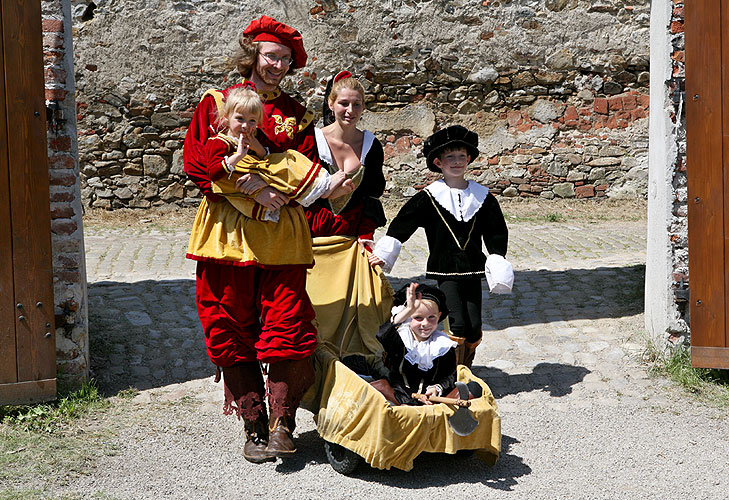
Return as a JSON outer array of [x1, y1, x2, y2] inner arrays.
[[270, 430, 530, 490], [472, 362, 591, 399], [88, 265, 637, 395], [389, 264, 645, 328]]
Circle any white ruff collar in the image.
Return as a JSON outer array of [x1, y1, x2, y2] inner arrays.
[[395, 320, 456, 371], [425, 179, 489, 222], [315, 128, 375, 168]]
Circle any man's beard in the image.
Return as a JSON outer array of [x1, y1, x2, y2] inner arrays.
[[255, 60, 286, 88]]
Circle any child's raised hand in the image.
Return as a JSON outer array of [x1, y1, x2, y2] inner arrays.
[[405, 282, 421, 312], [225, 135, 249, 173], [393, 282, 422, 324], [236, 134, 250, 157]]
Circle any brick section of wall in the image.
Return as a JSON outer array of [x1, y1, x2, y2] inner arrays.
[[42, 0, 88, 385], [668, 1, 689, 337]]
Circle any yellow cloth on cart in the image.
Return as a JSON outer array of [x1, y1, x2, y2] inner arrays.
[[302, 235, 500, 471], [314, 358, 500, 471]]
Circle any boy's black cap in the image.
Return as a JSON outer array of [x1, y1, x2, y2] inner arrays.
[[422, 125, 480, 172], [393, 283, 449, 320]]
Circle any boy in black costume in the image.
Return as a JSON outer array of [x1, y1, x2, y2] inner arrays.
[[370, 125, 512, 367], [377, 283, 457, 406]]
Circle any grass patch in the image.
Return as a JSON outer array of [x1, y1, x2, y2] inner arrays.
[[0, 493, 121, 500], [644, 338, 729, 406], [0, 380, 121, 495], [0, 379, 108, 433], [116, 387, 140, 400]]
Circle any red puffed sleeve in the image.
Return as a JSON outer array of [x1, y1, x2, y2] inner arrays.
[[202, 137, 231, 182], [183, 94, 222, 201]]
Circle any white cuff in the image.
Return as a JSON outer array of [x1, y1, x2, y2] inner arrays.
[[426, 384, 443, 397], [485, 254, 514, 294], [297, 169, 330, 207], [373, 235, 402, 273]]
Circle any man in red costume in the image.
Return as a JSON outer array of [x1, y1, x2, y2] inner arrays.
[[184, 16, 318, 464]]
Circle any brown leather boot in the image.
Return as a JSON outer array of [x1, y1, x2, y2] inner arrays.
[[463, 339, 482, 368], [265, 416, 296, 458], [243, 417, 275, 464]]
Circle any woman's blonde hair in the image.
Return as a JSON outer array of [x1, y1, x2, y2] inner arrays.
[[220, 87, 263, 128], [328, 76, 365, 107]]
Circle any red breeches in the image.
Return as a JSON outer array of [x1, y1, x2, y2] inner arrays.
[[196, 261, 318, 366]]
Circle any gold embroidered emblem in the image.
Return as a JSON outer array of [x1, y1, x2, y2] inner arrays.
[[272, 114, 296, 139]]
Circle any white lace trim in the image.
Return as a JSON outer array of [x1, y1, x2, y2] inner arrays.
[[424, 179, 489, 222], [315, 127, 375, 168], [390, 308, 456, 371]]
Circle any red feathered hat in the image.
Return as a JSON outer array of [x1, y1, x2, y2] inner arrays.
[[243, 16, 307, 69]]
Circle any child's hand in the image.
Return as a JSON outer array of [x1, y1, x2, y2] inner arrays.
[[235, 173, 267, 195], [327, 178, 355, 199], [416, 392, 434, 405], [392, 283, 422, 324], [254, 186, 289, 210], [321, 171, 344, 198], [225, 135, 250, 172], [245, 133, 267, 158], [422, 386, 439, 405], [404, 282, 421, 312]]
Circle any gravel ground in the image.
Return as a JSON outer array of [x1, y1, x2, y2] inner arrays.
[[40, 377, 728, 500]]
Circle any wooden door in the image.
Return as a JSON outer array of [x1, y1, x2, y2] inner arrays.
[[685, 0, 729, 368], [0, 0, 57, 404]]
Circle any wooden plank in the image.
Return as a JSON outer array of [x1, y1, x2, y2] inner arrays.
[[2, 0, 56, 382], [691, 347, 729, 369], [0, 379, 56, 405], [722, 0, 729, 350], [0, 3, 18, 384], [685, 0, 726, 350]]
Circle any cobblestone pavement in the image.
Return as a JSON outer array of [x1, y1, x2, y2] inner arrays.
[[84, 219, 648, 399]]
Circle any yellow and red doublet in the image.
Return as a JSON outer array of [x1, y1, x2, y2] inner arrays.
[[183, 83, 319, 371]]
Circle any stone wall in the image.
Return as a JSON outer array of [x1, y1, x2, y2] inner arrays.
[[70, 0, 651, 209], [43, 0, 88, 386]]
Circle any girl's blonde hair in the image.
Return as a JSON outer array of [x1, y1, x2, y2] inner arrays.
[[221, 86, 263, 128]]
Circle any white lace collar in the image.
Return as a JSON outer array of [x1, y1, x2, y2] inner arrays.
[[424, 179, 489, 222], [315, 127, 375, 168], [396, 322, 456, 371]]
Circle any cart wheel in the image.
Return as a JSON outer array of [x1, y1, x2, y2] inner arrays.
[[324, 441, 361, 475]]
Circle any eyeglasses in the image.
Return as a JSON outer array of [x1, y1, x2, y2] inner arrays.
[[260, 52, 293, 67]]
